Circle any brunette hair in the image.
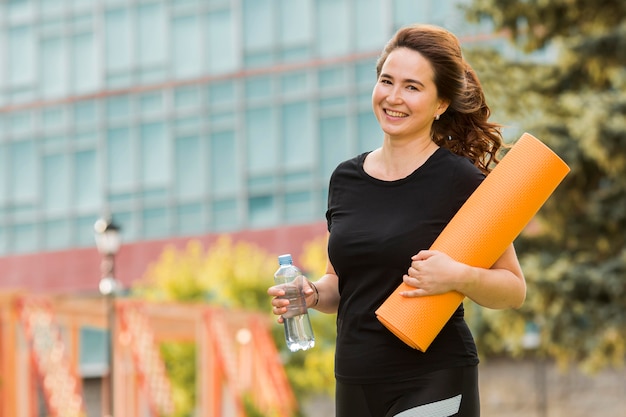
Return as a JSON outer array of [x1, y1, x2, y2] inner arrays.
[[376, 24, 503, 174]]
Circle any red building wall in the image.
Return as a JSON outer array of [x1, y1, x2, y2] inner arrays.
[[0, 222, 327, 294]]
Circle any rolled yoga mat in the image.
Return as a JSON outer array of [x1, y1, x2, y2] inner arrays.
[[375, 132, 570, 351]]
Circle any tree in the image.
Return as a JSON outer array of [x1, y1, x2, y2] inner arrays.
[[133, 236, 336, 415], [461, 0, 626, 371]]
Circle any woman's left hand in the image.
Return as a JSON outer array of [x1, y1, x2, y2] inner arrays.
[[400, 250, 466, 297]]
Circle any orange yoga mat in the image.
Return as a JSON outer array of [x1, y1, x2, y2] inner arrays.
[[375, 132, 570, 351]]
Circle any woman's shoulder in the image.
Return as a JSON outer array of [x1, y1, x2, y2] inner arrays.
[[436, 147, 484, 177], [332, 152, 371, 176]]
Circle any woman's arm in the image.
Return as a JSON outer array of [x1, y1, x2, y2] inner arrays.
[[401, 243, 526, 309], [307, 260, 341, 313]]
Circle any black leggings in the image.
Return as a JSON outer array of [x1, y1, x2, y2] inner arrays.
[[336, 366, 479, 417]]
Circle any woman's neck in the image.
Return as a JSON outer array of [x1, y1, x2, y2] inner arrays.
[[365, 136, 439, 181]]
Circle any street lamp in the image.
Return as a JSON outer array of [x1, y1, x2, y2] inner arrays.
[[94, 216, 122, 417]]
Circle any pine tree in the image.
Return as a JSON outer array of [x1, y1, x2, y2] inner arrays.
[[463, 0, 626, 371]]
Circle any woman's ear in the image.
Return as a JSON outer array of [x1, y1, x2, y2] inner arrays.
[[436, 99, 450, 118]]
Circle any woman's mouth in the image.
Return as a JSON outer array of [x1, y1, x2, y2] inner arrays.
[[384, 109, 408, 118]]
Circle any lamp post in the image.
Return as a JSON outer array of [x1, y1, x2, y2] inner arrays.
[[94, 216, 122, 417]]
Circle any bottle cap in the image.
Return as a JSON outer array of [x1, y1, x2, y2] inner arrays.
[[278, 254, 293, 265]]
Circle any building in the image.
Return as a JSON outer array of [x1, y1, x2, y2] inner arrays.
[[0, 0, 510, 266], [0, 0, 516, 415]]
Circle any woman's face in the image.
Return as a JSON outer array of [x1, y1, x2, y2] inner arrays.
[[372, 47, 448, 142]]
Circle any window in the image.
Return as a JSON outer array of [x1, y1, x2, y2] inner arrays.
[[316, 0, 350, 57], [11, 141, 37, 201], [9, 112, 33, 136], [44, 219, 71, 250], [212, 199, 238, 231], [143, 207, 170, 238], [319, 116, 349, 178], [282, 102, 313, 169], [41, 37, 68, 98], [285, 191, 313, 223], [357, 111, 380, 152], [8, 25, 35, 86], [278, 0, 312, 46], [248, 195, 276, 228], [105, 9, 132, 72], [139, 92, 164, 116], [207, 9, 237, 74], [13, 223, 37, 254], [74, 101, 98, 128], [43, 153, 70, 212], [75, 215, 99, 247], [107, 96, 132, 123], [246, 107, 276, 173], [354, 0, 385, 51], [280, 72, 309, 95], [174, 116, 201, 134], [42, 107, 66, 131], [140, 122, 169, 186], [318, 66, 347, 90], [355, 59, 377, 85], [172, 15, 203, 78], [243, 0, 275, 66], [393, 0, 429, 28], [175, 135, 204, 198], [278, 0, 313, 60], [138, 3, 167, 67], [0, 144, 7, 205], [8, 0, 34, 20], [73, 33, 99, 93], [0, 226, 7, 255], [245, 76, 273, 100], [210, 131, 238, 195], [107, 127, 133, 189], [243, 0, 274, 51], [208, 82, 236, 107], [174, 87, 201, 111], [176, 203, 204, 235], [74, 150, 100, 210]]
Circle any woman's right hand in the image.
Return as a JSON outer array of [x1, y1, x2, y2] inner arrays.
[[268, 276, 316, 323]]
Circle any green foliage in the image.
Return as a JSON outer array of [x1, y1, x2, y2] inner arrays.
[[462, 0, 626, 372], [160, 342, 197, 417], [467, 0, 625, 54], [132, 236, 337, 415]]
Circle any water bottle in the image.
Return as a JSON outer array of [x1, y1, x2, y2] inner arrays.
[[274, 254, 315, 352]]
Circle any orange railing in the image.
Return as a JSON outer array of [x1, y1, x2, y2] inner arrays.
[[0, 292, 297, 417]]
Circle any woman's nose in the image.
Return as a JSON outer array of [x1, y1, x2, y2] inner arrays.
[[386, 87, 403, 104]]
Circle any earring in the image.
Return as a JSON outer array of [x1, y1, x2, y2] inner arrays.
[[435, 114, 440, 121]]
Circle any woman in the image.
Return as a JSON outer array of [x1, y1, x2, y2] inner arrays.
[[269, 24, 525, 417]]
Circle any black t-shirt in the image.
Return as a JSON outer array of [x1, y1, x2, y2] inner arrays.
[[326, 147, 484, 383]]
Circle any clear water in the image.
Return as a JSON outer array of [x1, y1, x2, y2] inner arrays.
[[284, 313, 315, 352], [281, 284, 307, 318]]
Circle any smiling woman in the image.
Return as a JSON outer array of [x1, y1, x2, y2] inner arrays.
[[374, 25, 503, 176], [372, 47, 447, 148], [268, 24, 526, 417]]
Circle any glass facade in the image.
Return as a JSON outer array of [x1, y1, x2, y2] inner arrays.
[[0, 0, 498, 255]]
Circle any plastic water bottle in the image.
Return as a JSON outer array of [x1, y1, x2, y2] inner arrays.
[[274, 254, 315, 352]]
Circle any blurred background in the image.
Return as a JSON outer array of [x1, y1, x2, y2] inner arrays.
[[0, 0, 624, 416]]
